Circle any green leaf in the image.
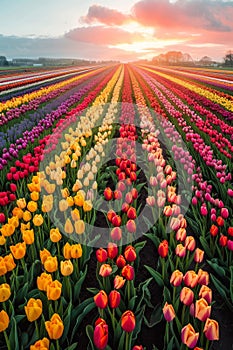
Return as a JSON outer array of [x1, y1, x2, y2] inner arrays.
[[207, 259, 226, 277], [64, 343, 79, 350], [61, 302, 72, 343], [145, 303, 163, 327], [9, 317, 19, 350], [132, 306, 146, 342], [71, 302, 96, 341], [200, 237, 212, 258], [230, 266, 233, 303], [73, 265, 88, 302], [144, 265, 164, 287], [143, 233, 160, 247], [86, 325, 95, 350], [167, 335, 174, 350]]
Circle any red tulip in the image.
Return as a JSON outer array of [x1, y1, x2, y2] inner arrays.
[[99, 264, 112, 277], [116, 255, 126, 269], [112, 215, 122, 227], [96, 248, 108, 263], [107, 242, 118, 259], [216, 216, 224, 227], [109, 290, 121, 309], [219, 235, 228, 247], [124, 245, 137, 262], [0, 213, 6, 224], [94, 290, 108, 309], [227, 227, 233, 237], [210, 224, 218, 237], [107, 210, 116, 223], [104, 187, 113, 201], [121, 310, 136, 332], [127, 207, 137, 220], [94, 318, 108, 350], [158, 240, 168, 258], [122, 265, 134, 281]]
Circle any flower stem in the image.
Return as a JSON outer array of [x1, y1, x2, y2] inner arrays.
[[4, 331, 11, 350]]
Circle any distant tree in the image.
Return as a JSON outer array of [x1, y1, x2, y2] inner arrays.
[[199, 56, 212, 66], [224, 50, 233, 67], [0, 56, 9, 66]]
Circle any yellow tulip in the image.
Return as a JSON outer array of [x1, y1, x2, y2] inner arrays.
[[64, 218, 74, 234], [50, 228, 62, 243], [44, 256, 58, 273], [74, 220, 85, 235], [30, 337, 50, 350], [60, 260, 74, 276], [33, 214, 44, 226], [37, 272, 53, 291]]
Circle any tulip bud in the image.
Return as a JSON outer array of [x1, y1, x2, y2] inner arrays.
[[158, 240, 168, 258], [112, 215, 122, 227], [197, 269, 209, 285], [37, 272, 53, 291], [185, 236, 196, 251], [30, 338, 50, 350], [210, 224, 218, 237], [114, 275, 125, 289], [109, 290, 121, 309], [163, 302, 175, 322], [199, 285, 212, 304], [175, 244, 186, 258], [121, 310, 136, 332], [216, 216, 224, 227], [221, 207, 229, 219]]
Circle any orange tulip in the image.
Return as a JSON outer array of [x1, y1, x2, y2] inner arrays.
[[22, 229, 35, 245], [175, 244, 186, 258], [63, 242, 72, 259], [23, 210, 32, 222], [50, 228, 62, 243], [194, 248, 204, 263], [40, 249, 51, 264], [0, 310, 9, 332], [4, 253, 16, 272], [45, 313, 64, 340], [27, 201, 38, 213], [70, 244, 82, 258], [47, 280, 62, 300], [181, 323, 199, 348], [33, 214, 44, 227], [203, 318, 219, 340], [197, 269, 209, 285], [25, 298, 43, 322], [37, 272, 53, 291], [30, 337, 50, 350], [10, 242, 26, 259], [0, 283, 11, 302], [122, 265, 134, 281], [12, 207, 24, 219], [44, 256, 58, 273]]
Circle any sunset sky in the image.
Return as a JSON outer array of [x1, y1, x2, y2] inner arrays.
[[0, 0, 232, 62]]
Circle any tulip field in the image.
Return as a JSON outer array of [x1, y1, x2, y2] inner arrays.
[[0, 63, 233, 350]]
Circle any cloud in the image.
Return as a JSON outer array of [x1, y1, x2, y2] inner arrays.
[[65, 26, 143, 45], [132, 0, 233, 33], [81, 5, 131, 26]]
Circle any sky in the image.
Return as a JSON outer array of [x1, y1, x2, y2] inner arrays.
[[0, 0, 233, 62]]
